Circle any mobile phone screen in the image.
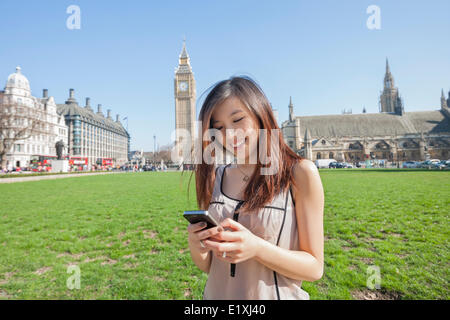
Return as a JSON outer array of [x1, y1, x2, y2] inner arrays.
[[183, 210, 219, 229]]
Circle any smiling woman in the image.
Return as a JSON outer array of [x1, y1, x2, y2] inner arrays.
[[186, 76, 324, 300]]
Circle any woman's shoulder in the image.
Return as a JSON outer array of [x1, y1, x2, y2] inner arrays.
[[291, 159, 321, 192], [293, 159, 318, 176]]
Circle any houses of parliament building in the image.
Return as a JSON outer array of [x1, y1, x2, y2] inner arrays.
[[281, 59, 450, 163], [173, 42, 449, 165]]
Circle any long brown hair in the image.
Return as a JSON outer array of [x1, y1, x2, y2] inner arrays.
[[191, 75, 304, 213]]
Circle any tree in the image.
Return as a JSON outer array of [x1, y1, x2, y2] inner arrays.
[[0, 99, 48, 169]]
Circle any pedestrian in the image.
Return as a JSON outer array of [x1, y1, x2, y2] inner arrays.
[[187, 76, 324, 300]]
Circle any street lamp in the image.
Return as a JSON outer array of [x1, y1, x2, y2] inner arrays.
[[153, 135, 156, 165]]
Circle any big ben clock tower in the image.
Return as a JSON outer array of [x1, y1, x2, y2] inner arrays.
[[174, 40, 196, 164]]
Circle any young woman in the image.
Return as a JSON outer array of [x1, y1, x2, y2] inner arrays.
[[187, 76, 324, 300]]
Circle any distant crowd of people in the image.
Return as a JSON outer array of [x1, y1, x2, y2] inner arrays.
[[1, 162, 193, 174]]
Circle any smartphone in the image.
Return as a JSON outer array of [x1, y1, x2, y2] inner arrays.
[[183, 210, 219, 229]]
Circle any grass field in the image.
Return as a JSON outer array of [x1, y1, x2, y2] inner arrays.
[[0, 169, 448, 299]]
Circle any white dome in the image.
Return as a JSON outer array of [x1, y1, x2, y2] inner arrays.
[[5, 66, 31, 92]]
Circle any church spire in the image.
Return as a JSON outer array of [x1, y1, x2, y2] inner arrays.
[[441, 89, 448, 109], [303, 128, 313, 160], [380, 58, 403, 114], [384, 57, 394, 89], [288, 96, 294, 122]]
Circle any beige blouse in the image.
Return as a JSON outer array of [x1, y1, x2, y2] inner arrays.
[[203, 163, 310, 300]]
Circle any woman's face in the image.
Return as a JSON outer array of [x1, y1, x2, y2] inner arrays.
[[210, 96, 259, 163]]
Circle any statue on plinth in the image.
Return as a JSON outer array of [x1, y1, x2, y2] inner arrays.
[[55, 140, 65, 160]]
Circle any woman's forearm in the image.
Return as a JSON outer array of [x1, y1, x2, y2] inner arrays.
[[254, 237, 323, 282], [188, 239, 212, 273]]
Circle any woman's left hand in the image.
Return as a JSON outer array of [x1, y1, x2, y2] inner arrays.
[[203, 218, 263, 264]]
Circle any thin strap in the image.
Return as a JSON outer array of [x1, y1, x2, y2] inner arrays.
[[273, 186, 290, 300], [290, 184, 295, 207], [276, 187, 290, 246], [214, 165, 220, 178]]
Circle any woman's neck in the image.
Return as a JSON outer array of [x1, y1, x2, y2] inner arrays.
[[232, 162, 257, 177]]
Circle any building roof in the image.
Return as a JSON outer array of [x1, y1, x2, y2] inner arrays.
[[175, 40, 193, 74], [57, 102, 129, 136], [289, 110, 450, 138], [5, 66, 31, 92]]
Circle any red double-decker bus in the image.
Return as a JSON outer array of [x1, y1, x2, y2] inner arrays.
[[102, 158, 113, 166], [30, 155, 62, 172], [69, 157, 88, 171]]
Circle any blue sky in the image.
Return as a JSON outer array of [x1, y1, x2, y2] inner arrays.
[[1, 0, 449, 151]]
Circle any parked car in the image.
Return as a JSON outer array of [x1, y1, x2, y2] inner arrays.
[[329, 161, 338, 168], [403, 161, 420, 168], [315, 159, 337, 169], [435, 160, 449, 169], [335, 162, 346, 168], [420, 159, 441, 169]]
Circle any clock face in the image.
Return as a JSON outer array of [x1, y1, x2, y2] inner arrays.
[[179, 81, 188, 92]]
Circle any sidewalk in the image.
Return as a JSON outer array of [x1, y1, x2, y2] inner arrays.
[[0, 171, 125, 184]]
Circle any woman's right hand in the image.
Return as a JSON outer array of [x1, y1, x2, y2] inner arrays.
[[187, 222, 224, 254]]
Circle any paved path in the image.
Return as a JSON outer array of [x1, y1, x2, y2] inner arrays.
[[0, 171, 126, 184]]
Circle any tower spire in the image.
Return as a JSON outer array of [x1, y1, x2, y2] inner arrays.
[[383, 57, 394, 89], [176, 38, 192, 73], [288, 96, 294, 122], [441, 88, 448, 109], [180, 37, 189, 60], [380, 58, 403, 113]]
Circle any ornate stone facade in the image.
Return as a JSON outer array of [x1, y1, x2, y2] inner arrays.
[[0, 67, 68, 169], [281, 60, 450, 163], [0, 66, 130, 169]]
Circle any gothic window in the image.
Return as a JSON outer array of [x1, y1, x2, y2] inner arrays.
[[349, 143, 361, 150]]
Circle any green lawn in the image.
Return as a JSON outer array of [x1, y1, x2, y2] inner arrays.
[[0, 169, 448, 299]]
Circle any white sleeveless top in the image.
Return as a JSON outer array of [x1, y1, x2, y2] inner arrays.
[[202, 163, 310, 300]]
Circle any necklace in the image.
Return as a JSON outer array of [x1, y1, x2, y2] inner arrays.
[[231, 158, 252, 182], [236, 164, 251, 182]]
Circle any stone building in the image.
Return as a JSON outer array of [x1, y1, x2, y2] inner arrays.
[[174, 40, 196, 163], [281, 60, 450, 164], [0, 67, 67, 170], [57, 89, 130, 167]]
